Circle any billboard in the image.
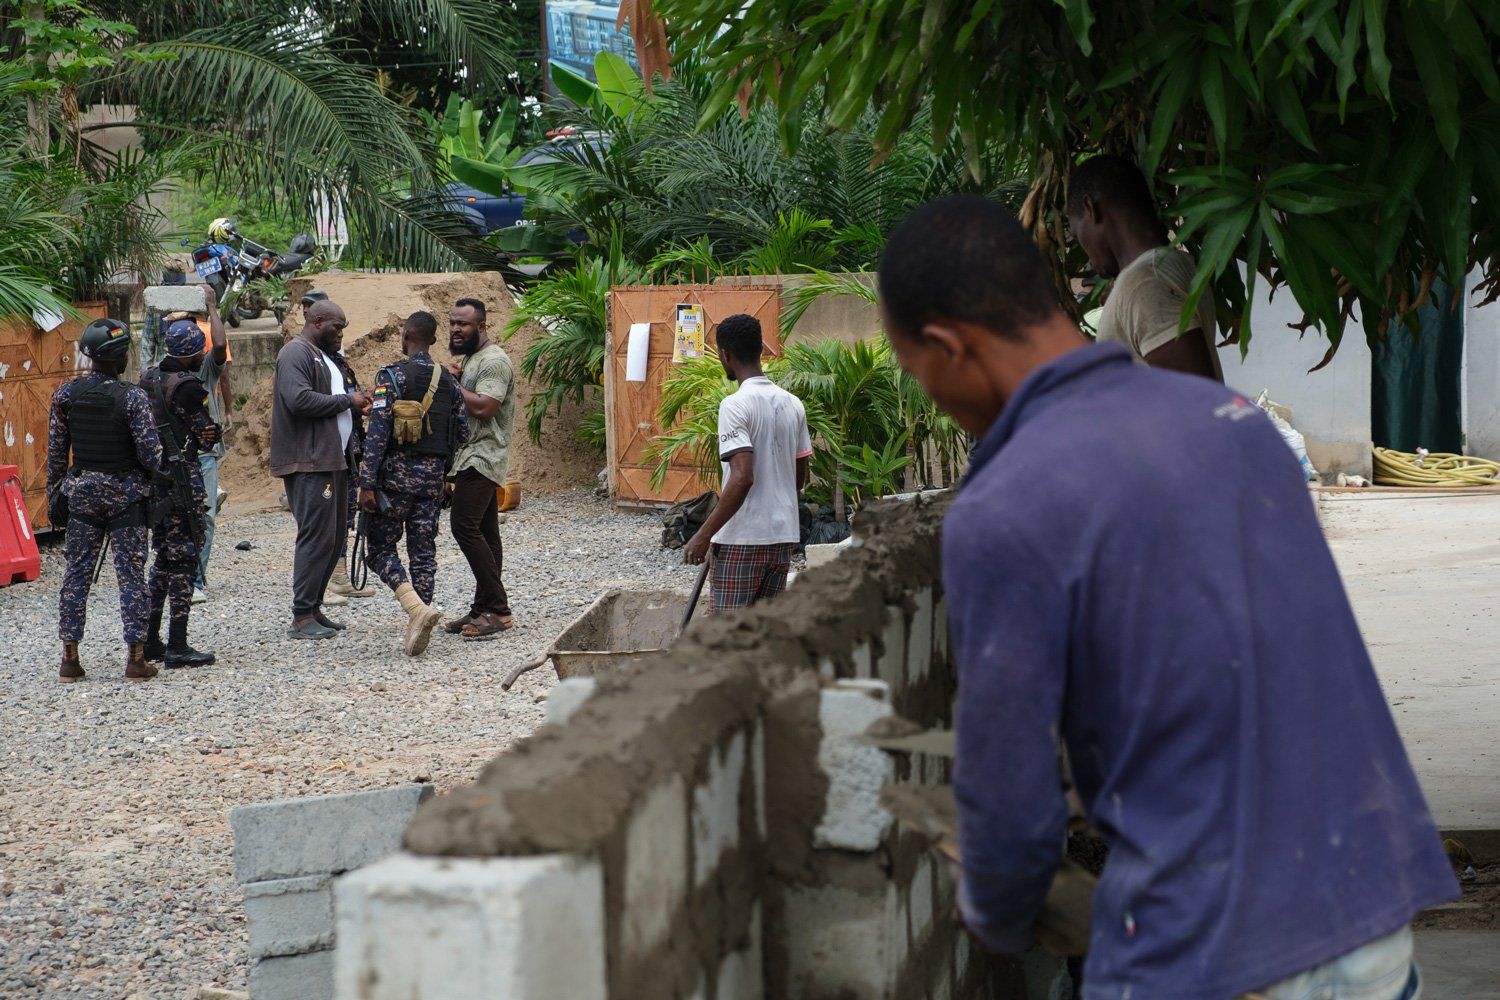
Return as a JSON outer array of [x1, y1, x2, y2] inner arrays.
[[544, 1, 640, 82]]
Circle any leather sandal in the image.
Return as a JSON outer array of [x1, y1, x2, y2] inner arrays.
[[442, 613, 475, 635], [460, 611, 511, 641]]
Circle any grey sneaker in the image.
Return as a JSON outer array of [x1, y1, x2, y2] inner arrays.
[[191, 586, 208, 604], [287, 619, 337, 640]]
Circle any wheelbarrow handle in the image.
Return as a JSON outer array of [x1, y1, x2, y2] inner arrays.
[[502, 651, 551, 691], [680, 559, 711, 634]]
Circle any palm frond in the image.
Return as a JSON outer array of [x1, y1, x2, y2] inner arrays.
[[780, 269, 878, 340]]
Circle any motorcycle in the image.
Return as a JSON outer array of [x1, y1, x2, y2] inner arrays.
[[182, 225, 321, 327]]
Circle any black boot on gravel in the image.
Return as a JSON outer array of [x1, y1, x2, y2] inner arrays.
[[143, 610, 166, 662], [164, 620, 215, 668]]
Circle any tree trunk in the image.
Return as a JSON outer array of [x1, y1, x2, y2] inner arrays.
[[25, 4, 49, 160], [834, 478, 846, 524]]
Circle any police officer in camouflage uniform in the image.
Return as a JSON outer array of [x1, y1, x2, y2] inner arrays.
[[357, 311, 468, 656], [46, 318, 164, 682], [139, 321, 222, 667]]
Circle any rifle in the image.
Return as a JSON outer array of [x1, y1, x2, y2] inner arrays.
[[147, 377, 205, 553]]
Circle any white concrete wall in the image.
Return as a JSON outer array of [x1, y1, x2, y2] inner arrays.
[[1462, 272, 1500, 459], [1217, 285, 1373, 479]]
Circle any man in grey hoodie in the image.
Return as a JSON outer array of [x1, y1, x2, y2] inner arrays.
[[270, 300, 372, 639]]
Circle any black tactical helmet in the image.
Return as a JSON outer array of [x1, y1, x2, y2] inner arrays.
[[79, 318, 132, 363]]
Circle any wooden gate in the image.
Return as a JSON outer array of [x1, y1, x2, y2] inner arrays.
[[0, 303, 105, 531], [607, 283, 781, 504]]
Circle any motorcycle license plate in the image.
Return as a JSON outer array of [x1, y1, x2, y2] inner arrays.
[[195, 256, 222, 277]]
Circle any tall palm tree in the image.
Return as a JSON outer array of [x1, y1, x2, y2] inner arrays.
[[53, 1, 518, 270]]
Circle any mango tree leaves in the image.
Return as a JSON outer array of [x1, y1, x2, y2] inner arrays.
[[658, 0, 1500, 348]]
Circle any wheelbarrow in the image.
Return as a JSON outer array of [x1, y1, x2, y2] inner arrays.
[[501, 578, 707, 690]]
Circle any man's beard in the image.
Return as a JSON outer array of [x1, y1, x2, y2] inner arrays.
[[450, 331, 480, 356]]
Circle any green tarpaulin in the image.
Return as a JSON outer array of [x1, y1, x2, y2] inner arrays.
[[1371, 278, 1465, 454]]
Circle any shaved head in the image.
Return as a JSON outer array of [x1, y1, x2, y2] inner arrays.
[[302, 299, 349, 353], [306, 300, 344, 325]]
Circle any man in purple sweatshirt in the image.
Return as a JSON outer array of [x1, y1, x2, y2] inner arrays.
[[877, 195, 1456, 999]]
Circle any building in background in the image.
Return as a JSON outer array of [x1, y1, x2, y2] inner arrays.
[[544, 0, 639, 81]]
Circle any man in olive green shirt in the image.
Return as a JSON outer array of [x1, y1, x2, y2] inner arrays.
[[444, 297, 518, 640], [1067, 154, 1223, 381]]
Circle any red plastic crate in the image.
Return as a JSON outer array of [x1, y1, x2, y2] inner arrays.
[[1, 464, 42, 585]]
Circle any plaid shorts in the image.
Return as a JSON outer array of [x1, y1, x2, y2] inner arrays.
[[710, 543, 797, 613]]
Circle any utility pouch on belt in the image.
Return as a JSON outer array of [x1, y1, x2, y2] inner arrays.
[[391, 364, 440, 445]]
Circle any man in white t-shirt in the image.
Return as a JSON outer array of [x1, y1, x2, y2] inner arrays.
[[683, 314, 812, 612]]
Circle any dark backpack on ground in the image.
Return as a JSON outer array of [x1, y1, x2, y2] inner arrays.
[[661, 491, 718, 549]]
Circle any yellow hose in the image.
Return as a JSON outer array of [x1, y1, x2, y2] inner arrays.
[[1372, 447, 1500, 487]]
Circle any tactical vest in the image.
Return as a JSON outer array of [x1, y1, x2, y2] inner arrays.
[[139, 367, 202, 463], [387, 358, 457, 457], [67, 375, 142, 474]]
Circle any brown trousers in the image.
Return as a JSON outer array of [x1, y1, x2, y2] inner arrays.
[[449, 468, 511, 617]]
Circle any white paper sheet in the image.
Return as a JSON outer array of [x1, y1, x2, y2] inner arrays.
[[32, 306, 64, 333], [626, 322, 651, 382]]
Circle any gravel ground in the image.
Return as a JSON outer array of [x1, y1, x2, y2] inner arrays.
[[0, 489, 699, 999]]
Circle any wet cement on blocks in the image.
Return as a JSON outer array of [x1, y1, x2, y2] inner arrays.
[[403, 493, 988, 999]]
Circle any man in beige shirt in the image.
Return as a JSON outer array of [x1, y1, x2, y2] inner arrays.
[[1067, 154, 1223, 381], [443, 297, 518, 641]]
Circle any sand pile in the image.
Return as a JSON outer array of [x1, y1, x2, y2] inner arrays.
[[220, 271, 600, 506]]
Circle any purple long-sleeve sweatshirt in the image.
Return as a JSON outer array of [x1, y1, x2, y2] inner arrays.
[[945, 343, 1456, 999]]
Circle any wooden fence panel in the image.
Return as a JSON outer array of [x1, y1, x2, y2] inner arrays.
[[606, 284, 781, 505], [0, 303, 105, 530]]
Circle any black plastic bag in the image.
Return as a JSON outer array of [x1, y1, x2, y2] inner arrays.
[[799, 504, 850, 548]]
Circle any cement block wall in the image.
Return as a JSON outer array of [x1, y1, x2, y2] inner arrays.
[[1216, 281, 1375, 480], [335, 494, 1033, 999], [230, 784, 433, 1000], [1462, 271, 1500, 459]]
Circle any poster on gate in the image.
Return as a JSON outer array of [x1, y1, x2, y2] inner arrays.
[[672, 303, 704, 363]]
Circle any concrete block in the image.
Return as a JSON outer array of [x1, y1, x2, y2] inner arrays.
[[878, 606, 906, 690], [249, 949, 332, 1000], [694, 903, 762, 1000], [692, 731, 746, 888], [851, 642, 874, 679], [752, 722, 767, 839], [814, 680, 894, 851], [544, 677, 596, 726], [244, 874, 333, 959], [622, 775, 689, 960], [334, 852, 606, 1000], [933, 595, 950, 666], [781, 880, 895, 998], [909, 855, 934, 945], [805, 537, 854, 568], [144, 284, 207, 314], [231, 784, 434, 884], [906, 587, 934, 681]]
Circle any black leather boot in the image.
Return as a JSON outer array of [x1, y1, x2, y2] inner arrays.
[[164, 618, 215, 668], [143, 609, 166, 662]]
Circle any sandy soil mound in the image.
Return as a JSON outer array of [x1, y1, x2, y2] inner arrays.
[[220, 271, 600, 507]]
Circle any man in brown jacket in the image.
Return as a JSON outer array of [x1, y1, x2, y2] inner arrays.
[[271, 300, 371, 639]]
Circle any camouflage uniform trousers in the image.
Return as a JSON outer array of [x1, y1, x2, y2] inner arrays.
[[58, 483, 151, 643], [149, 470, 207, 634], [362, 490, 441, 605]]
